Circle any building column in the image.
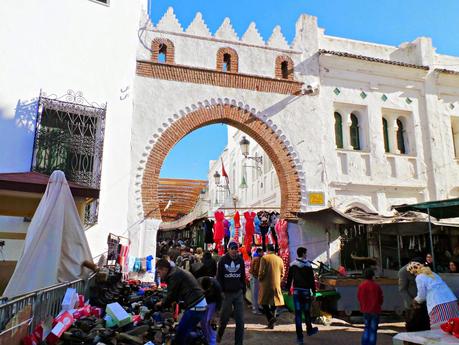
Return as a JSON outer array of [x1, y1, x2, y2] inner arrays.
[[388, 117, 400, 154], [342, 112, 353, 150]]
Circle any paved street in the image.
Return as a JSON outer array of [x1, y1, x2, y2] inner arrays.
[[219, 304, 404, 345]]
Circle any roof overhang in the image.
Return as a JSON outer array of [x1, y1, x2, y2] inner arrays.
[[393, 197, 459, 220], [0, 172, 99, 218], [297, 207, 459, 236]]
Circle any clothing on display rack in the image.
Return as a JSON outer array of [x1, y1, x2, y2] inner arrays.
[[107, 234, 120, 262], [224, 218, 230, 250], [269, 212, 280, 253], [213, 211, 225, 242], [214, 211, 225, 255], [244, 211, 256, 250], [258, 211, 271, 252], [233, 211, 241, 241], [204, 219, 214, 244], [254, 215, 261, 235]]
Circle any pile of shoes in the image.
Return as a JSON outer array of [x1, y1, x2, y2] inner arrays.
[[22, 268, 178, 345]]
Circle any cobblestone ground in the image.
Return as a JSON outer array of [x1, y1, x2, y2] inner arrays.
[[219, 304, 404, 345]]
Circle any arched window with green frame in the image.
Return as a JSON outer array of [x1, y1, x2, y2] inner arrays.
[[397, 118, 406, 154], [382, 117, 390, 153], [350, 113, 361, 150], [334, 112, 343, 149]]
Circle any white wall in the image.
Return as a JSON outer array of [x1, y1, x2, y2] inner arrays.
[[0, 0, 145, 259], [132, 9, 459, 228]]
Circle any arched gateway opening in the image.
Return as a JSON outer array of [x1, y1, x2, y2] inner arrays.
[[140, 103, 302, 222]]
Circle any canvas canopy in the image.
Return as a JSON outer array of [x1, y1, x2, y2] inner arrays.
[[393, 198, 459, 220], [2, 171, 93, 298]]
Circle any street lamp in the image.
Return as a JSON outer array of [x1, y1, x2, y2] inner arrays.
[[239, 136, 263, 173], [213, 170, 228, 205], [213, 170, 221, 186]]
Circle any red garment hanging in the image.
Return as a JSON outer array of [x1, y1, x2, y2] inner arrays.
[[233, 211, 241, 242], [234, 211, 241, 228], [213, 211, 225, 242], [243, 211, 256, 249]]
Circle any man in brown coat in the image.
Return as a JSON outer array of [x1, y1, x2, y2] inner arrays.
[[258, 244, 285, 329]]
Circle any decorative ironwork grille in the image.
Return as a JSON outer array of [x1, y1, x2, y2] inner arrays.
[[32, 90, 106, 227]]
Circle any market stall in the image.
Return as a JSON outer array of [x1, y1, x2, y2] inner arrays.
[[297, 207, 459, 314]]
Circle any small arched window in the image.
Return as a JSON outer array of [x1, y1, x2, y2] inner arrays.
[[334, 112, 343, 149], [382, 118, 390, 153], [158, 44, 167, 63], [275, 55, 294, 80], [350, 113, 361, 150], [222, 53, 231, 72], [281, 61, 289, 79], [397, 118, 406, 154], [217, 48, 238, 73], [152, 38, 174, 64]]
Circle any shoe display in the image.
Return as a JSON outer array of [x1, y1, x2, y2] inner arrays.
[[19, 267, 180, 345]]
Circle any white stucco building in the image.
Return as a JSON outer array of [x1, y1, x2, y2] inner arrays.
[[207, 126, 280, 213], [2, 3, 459, 276]]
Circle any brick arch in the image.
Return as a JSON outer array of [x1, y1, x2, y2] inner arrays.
[[140, 103, 302, 221], [151, 38, 175, 64], [275, 55, 294, 80], [216, 47, 239, 73]]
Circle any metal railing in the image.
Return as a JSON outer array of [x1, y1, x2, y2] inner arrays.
[[0, 273, 96, 333]]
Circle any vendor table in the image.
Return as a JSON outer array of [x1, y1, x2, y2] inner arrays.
[[321, 277, 404, 314], [393, 329, 458, 344]]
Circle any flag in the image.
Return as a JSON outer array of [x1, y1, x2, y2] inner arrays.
[[221, 158, 229, 186]]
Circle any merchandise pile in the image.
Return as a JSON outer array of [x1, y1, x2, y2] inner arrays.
[[22, 270, 178, 345]]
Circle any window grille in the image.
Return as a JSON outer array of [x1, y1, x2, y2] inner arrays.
[[334, 112, 343, 149], [382, 118, 390, 153], [396, 119, 406, 154], [32, 90, 106, 227], [350, 113, 361, 150]]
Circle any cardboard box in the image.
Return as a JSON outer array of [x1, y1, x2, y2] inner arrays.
[[91, 306, 103, 318], [46, 311, 74, 345], [77, 294, 85, 308], [73, 305, 91, 320], [105, 303, 131, 327], [61, 288, 78, 311]]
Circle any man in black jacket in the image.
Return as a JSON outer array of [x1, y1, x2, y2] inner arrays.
[[286, 247, 318, 345], [216, 241, 245, 345], [156, 259, 207, 345]]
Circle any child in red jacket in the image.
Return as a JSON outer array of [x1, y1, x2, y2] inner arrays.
[[357, 268, 383, 345]]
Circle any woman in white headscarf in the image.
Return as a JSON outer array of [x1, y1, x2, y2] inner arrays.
[[407, 261, 459, 328]]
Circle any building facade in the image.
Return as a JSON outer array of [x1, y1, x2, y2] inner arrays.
[[207, 126, 280, 213], [1, 4, 459, 267], [0, 0, 148, 261]]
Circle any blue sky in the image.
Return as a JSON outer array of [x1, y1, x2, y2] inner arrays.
[[156, 0, 459, 180]]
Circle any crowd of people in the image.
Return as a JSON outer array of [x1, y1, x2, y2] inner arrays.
[[155, 240, 459, 345], [155, 240, 317, 345]]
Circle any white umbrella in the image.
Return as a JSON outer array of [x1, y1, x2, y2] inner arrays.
[[3, 171, 93, 298]]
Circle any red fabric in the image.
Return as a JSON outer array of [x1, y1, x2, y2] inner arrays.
[[357, 279, 383, 314], [234, 211, 241, 228], [275, 218, 290, 286], [275, 219, 289, 251], [233, 212, 241, 242], [213, 211, 225, 242], [243, 211, 256, 249]]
